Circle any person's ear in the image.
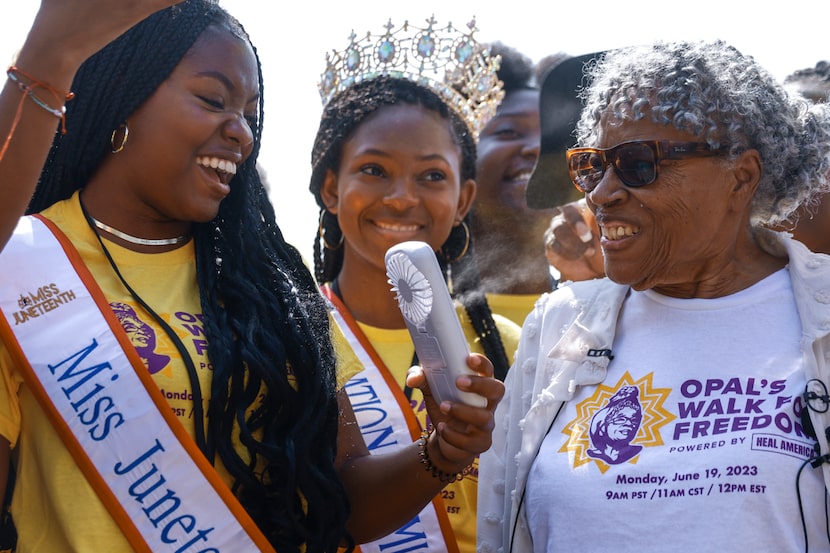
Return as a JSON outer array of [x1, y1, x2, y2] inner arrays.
[[453, 178, 477, 224], [729, 149, 762, 210], [320, 169, 339, 215]]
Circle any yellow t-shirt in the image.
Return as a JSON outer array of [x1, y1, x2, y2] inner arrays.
[[0, 192, 358, 552], [484, 292, 544, 328], [356, 307, 520, 553]]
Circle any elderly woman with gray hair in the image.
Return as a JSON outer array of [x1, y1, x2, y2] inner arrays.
[[478, 40, 830, 553]]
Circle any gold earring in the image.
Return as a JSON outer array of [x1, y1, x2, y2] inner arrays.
[[110, 122, 129, 154], [441, 220, 470, 264]]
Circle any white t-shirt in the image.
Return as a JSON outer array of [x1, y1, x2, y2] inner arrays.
[[525, 269, 829, 552]]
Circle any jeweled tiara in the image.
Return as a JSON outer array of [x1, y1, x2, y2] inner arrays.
[[318, 16, 504, 139]]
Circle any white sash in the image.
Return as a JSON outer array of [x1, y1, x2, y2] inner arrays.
[[0, 215, 274, 553], [323, 285, 459, 553]]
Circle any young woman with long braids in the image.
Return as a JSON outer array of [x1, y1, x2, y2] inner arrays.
[[0, 2, 504, 551], [310, 19, 518, 552]]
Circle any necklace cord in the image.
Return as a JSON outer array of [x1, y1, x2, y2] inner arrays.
[[79, 199, 215, 461]]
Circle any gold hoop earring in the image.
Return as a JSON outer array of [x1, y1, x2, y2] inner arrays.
[[318, 210, 344, 250], [441, 220, 470, 264], [110, 122, 129, 154]]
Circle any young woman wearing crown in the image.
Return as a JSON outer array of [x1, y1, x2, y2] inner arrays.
[[309, 16, 518, 553]]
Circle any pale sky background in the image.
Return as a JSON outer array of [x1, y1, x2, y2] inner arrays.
[[2, 1, 828, 263]]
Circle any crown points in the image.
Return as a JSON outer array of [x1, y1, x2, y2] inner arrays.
[[318, 15, 504, 139]]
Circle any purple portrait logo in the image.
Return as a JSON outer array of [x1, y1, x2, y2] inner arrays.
[[110, 302, 171, 374], [587, 385, 644, 464]]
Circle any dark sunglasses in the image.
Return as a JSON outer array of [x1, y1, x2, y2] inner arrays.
[[567, 140, 729, 192]]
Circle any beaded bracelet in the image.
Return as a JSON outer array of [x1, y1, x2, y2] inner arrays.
[[6, 66, 75, 133], [418, 427, 473, 484]]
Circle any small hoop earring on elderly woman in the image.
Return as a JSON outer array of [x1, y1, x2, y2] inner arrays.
[[111, 122, 129, 154], [441, 221, 470, 264], [318, 210, 344, 250]]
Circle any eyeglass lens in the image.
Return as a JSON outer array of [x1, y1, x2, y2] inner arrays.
[[570, 142, 658, 191]]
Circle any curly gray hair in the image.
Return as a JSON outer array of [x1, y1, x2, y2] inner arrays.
[[575, 40, 830, 226]]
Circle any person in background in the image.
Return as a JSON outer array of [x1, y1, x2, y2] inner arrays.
[[785, 60, 830, 103], [0, 3, 501, 551], [525, 52, 607, 285], [478, 39, 830, 553], [310, 17, 515, 552], [471, 42, 569, 326], [773, 60, 830, 254]]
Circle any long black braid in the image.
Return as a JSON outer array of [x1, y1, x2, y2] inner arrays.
[[309, 76, 510, 379], [27, 2, 351, 551]]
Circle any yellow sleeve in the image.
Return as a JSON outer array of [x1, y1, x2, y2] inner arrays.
[[329, 313, 363, 389], [491, 313, 521, 366], [0, 344, 22, 447]]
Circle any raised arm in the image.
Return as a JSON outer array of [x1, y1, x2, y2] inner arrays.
[[0, 0, 183, 250]]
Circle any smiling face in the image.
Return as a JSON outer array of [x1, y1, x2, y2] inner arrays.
[[321, 103, 475, 277], [88, 24, 259, 236], [585, 116, 755, 297], [475, 88, 541, 223], [606, 406, 640, 441]]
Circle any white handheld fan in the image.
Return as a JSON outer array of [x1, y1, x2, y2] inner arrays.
[[385, 241, 487, 408]]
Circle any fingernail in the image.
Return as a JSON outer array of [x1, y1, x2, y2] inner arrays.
[[457, 376, 471, 388]]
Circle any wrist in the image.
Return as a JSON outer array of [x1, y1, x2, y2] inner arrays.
[[417, 427, 473, 483]]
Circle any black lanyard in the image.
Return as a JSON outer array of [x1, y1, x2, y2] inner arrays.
[[80, 201, 215, 462]]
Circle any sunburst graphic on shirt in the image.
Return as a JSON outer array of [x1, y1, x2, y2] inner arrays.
[[558, 371, 676, 473]]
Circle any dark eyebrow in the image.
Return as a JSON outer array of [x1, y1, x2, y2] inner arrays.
[[357, 148, 452, 165], [194, 70, 260, 103], [494, 106, 536, 119]]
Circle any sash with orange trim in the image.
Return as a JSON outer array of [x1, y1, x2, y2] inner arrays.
[[0, 215, 275, 553], [322, 285, 459, 553]]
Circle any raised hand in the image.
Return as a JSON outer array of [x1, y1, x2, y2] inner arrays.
[[0, 1, 185, 251], [544, 198, 605, 283]]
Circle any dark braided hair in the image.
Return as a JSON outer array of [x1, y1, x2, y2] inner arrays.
[[27, 2, 351, 551], [309, 75, 510, 379]]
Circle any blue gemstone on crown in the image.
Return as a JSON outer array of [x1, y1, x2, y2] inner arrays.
[[346, 48, 360, 72], [417, 35, 436, 58], [456, 42, 473, 63], [378, 40, 395, 63]]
